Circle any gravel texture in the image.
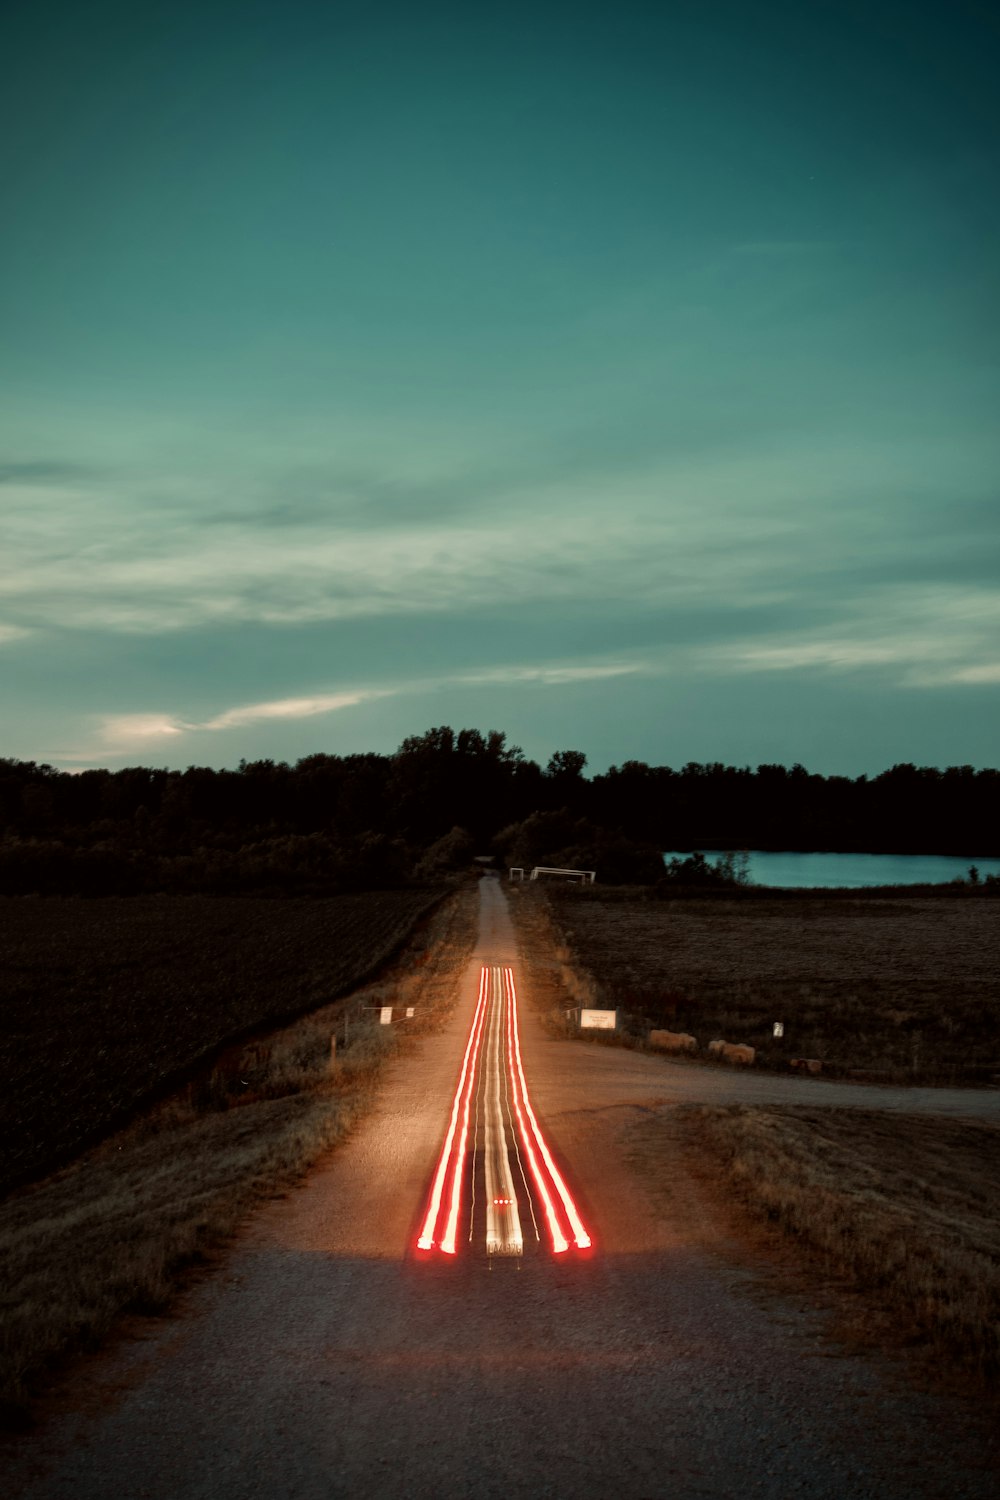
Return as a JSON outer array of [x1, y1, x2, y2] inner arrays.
[[5, 877, 998, 1499]]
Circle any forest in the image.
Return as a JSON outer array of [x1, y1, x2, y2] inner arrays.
[[0, 727, 997, 895]]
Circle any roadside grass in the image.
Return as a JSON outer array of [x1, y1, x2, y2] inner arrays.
[[638, 1104, 1000, 1386], [0, 888, 446, 1195], [533, 887, 1000, 1081], [0, 886, 477, 1423]]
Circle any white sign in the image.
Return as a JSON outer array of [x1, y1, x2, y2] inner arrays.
[[405, 1006, 415, 1018], [773, 1021, 784, 1038], [379, 1007, 393, 1025], [580, 1008, 617, 1030]]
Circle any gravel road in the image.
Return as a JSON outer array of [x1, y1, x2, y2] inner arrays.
[[6, 877, 998, 1499]]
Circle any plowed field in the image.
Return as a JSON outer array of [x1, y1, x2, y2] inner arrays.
[[549, 893, 1000, 1080], [0, 890, 443, 1194]]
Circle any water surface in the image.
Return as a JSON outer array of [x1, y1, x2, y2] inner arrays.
[[663, 850, 1000, 889]]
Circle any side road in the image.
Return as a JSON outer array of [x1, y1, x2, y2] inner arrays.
[[528, 1031, 1000, 1121], [5, 876, 997, 1500]]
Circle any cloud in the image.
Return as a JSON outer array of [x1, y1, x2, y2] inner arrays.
[[3, 436, 995, 650], [6, 447, 999, 736], [202, 691, 378, 731], [450, 663, 640, 688], [0, 465, 801, 637], [55, 655, 645, 763], [693, 584, 1000, 687], [95, 714, 191, 750], [911, 663, 1000, 687]]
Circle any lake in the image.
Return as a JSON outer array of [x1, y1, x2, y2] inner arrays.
[[662, 850, 1000, 889]]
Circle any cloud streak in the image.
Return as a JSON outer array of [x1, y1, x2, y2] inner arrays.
[[202, 692, 375, 731], [57, 657, 644, 763], [693, 583, 1000, 686], [6, 443, 1000, 775], [0, 472, 789, 636]]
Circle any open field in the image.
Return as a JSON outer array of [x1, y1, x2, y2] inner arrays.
[[545, 889, 1000, 1081], [627, 1105, 1000, 1384], [0, 886, 478, 1420], [0, 889, 445, 1195]]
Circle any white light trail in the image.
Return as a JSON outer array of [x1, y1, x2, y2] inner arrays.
[[485, 966, 523, 1256]]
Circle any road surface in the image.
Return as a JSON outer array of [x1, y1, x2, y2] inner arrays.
[[6, 876, 998, 1499]]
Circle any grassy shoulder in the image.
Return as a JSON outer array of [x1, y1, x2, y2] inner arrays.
[[0, 887, 446, 1195], [0, 885, 478, 1425], [631, 1104, 1000, 1387], [542, 886, 1000, 1081]]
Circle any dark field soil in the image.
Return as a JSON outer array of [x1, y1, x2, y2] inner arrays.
[[549, 891, 1000, 1080], [0, 890, 443, 1194]]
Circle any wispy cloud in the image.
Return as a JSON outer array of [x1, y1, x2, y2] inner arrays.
[[0, 466, 802, 636], [693, 584, 1000, 687], [202, 691, 378, 731], [56, 579, 1000, 768], [54, 656, 645, 763], [95, 714, 190, 749], [449, 663, 640, 688], [909, 662, 1000, 687]]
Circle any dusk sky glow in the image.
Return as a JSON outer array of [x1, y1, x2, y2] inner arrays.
[[3, 0, 998, 772]]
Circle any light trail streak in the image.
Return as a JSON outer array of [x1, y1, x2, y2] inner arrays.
[[485, 966, 523, 1255], [504, 965, 569, 1254], [501, 975, 539, 1245], [417, 961, 591, 1258], [416, 965, 489, 1251], [468, 981, 488, 1245], [438, 967, 491, 1255], [505, 967, 593, 1251]]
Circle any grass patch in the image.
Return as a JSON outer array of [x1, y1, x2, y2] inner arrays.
[[542, 889, 1000, 1080], [662, 1105, 1000, 1383], [0, 888, 445, 1194], [0, 887, 477, 1422]]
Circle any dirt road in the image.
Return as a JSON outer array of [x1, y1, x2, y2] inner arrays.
[[7, 877, 998, 1499]]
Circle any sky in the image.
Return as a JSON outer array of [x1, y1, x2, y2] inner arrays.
[[2, 0, 998, 775]]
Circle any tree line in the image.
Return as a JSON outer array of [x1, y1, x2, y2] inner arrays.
[[0, 727, 996, 895]]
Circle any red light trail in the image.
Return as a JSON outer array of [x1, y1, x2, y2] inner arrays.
[[416, 964, 592, 1259], [416, 966, 489, 1252]]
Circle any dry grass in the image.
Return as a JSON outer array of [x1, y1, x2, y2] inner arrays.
[[0, 886, 478, 1423], [0, 888, 445, 1194], [544, 889, 1000, 1080], [652, 1105, 1000, 1385]]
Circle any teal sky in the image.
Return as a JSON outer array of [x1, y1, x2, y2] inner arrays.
[[2, 0, 998, 773]]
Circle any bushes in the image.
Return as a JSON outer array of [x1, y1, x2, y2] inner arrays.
[[494, 810, 663, 884], [0, 830, 412, 897]]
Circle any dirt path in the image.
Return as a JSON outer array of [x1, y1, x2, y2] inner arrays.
[[6, 877, 997, 1499]]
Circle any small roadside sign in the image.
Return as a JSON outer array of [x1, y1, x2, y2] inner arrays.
[[580, 1008, 617, 1030]]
